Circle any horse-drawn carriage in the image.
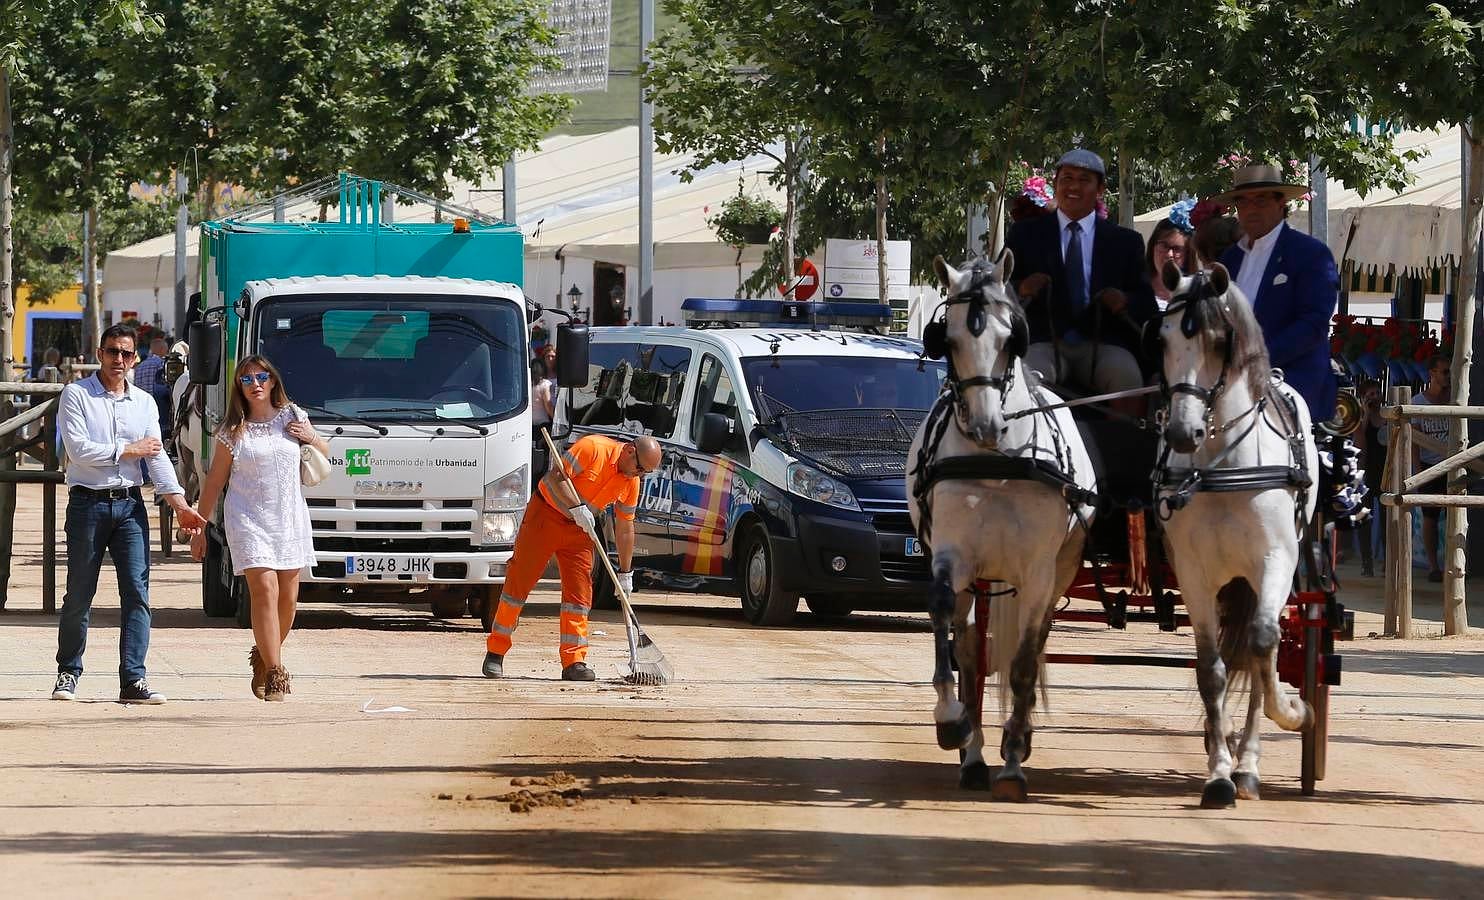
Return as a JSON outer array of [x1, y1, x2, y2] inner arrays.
[[909, 253, 1352, 808]]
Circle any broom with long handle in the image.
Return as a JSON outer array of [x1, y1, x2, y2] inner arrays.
[[540, 430, 674, 685]]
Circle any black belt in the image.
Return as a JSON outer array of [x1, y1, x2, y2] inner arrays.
[[71, 485, 143, 500]]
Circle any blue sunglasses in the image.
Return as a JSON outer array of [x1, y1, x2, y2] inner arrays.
[[238, 372, 272, 386]]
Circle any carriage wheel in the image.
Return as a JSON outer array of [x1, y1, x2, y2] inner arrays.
[[159, 502, 174, 557], [957, 592, 991, 763], [1300, 601, 1322, 796]]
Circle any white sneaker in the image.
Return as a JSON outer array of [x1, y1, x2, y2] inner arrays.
[[51, 672, 79, 701]]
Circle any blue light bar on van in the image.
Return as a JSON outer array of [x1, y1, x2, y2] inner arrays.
[[680, 298, 891, 330]]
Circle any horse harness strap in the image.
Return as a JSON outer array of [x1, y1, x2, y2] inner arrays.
[[1155, 383, 1311, 519], [1158, 465, 1310, 494], [917, 454, 1099, 508]]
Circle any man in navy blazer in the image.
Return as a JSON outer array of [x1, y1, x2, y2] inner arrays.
[[1005, 149, 1158, 397], [1216, 164, 1340, 421]]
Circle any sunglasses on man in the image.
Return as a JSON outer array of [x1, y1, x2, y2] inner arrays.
[[101, 346, 137, 360], [238, 372, 272, 386]]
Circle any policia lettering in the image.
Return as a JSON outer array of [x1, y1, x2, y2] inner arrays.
[[484, 434, 659, 673]]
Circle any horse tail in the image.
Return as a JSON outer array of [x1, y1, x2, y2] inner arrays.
[[990, 588, 1050, 718], [1216, 577, 1258, 696]]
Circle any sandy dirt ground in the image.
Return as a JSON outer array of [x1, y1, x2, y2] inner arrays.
[[1, 484, 1482, 898]]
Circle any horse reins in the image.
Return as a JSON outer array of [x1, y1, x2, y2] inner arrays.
[[1150, 275, 1312, 522]]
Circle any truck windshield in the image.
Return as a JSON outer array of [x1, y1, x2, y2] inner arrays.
[[252, 293, 526, 423], [741, 355, 945, 421]]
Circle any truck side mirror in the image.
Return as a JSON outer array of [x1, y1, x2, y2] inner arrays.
[[697, 412, 732, 455], [187, 320, 223, 385], [555, 323, 589, 388]]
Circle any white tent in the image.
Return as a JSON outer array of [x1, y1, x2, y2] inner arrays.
[[102, 127, 786, 331], [101, 230, 200, 331], [1136, 127, 1465, 274]]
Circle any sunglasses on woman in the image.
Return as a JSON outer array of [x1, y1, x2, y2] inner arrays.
[[238, 372, 272, 386]]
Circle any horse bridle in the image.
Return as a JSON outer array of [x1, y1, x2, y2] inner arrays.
[[924, 261, 1028, 426], [1149, 271, 1235, 427]]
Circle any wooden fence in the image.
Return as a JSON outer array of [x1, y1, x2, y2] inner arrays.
[[1379, 386, 1477, 637]]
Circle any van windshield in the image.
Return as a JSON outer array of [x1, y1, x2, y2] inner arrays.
[[252, 293, 526, 422], [741, 355, 945, 422]]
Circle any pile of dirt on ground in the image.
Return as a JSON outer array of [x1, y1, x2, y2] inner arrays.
[[496, 772, 583, 813]]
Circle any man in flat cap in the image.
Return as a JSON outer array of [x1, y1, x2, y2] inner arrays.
[[1215, 164, 1339, 421], [1006, 149, 1156, 402]]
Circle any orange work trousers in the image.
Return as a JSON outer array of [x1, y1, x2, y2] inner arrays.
[[486, 495, 594, 666]]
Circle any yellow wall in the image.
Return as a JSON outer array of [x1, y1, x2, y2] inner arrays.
[[12, 284, 86, 374]]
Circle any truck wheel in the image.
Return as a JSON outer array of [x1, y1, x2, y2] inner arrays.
[[234, 575, 252, 629], [738, 522, 798, 626], [470, 586, 499, 633], [430, 596, 467, 619], [805, 597, 854, 619], [592, 561, 620, 611], [202, 533, 236, 618]]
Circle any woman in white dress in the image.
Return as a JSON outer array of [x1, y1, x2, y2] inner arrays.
[[191, 355, 327, 701]]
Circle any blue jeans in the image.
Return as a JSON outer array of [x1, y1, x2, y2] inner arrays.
[[56, 489, 153, 685]]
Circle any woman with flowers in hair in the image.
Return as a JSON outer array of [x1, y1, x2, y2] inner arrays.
[[1146, 199, 1200, 309]]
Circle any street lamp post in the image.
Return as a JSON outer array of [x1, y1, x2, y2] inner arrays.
[[567, 283, 584, 321]]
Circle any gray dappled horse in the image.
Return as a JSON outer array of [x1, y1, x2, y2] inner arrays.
[[907, 253, 1097, 800], [1148, 261, 1317, 808]]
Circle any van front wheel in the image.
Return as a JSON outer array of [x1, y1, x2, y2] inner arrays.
[[738, 523, 798, 626]]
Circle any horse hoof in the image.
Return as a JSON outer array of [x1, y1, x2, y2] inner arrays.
[[959, 761, 991, 791], [990, 771, 1028, 803], [998, 727, 1031, 762], [936, 716, 973, 751], [1233, 772, 1261, 801], [1200, 777, 1238, 809]]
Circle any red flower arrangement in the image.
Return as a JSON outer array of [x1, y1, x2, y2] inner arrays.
[[1331, 314, 1450, 364]]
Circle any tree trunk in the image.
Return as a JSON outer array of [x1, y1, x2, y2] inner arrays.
[[985, 186, 1006, 257], [1118, 149, 1135, 228], [1443, 125, 1482, 637], [875, 134, 888, 305], [1, 73, 16, 610], [1, 66, 14, 379], [83, 208, 101, 360], [783, 131, 797, 285]]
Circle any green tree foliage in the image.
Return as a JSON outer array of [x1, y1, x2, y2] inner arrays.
[[106, 0, 573, 198], [645, 0, 1422, 290]]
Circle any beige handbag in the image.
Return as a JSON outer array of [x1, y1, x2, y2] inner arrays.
[[300, 444, 331, 487], [292, 405, 331, 486]]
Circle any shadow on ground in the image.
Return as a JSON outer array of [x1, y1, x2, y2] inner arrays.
[[0, 825, 1476, 895]]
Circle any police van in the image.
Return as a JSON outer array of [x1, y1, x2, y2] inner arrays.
[[553, 298, 946, 625]]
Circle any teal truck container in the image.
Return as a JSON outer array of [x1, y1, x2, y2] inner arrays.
[[186, 175, 532, 625]]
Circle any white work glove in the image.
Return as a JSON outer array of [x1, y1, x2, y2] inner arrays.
[[568, 504, 597, 538], [616, 570, 634, 596]]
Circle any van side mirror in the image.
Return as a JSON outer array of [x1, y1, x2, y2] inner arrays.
[[555, 323, 589, 388], [697, 412, 732, 455], [187, 320, 223, 385]]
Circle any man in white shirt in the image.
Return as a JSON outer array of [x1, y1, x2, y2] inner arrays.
[[1216, 164, 1339, 421], [52, 324, 205, 705]]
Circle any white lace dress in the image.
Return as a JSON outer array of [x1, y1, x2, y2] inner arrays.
[[219, 405, 315, 574]]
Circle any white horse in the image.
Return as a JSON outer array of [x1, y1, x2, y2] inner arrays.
[[907, 253, 1097, 800], [1149, 262, 1317, 808]]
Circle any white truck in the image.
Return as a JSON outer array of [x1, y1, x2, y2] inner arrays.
[[185, 177, 586, 625]]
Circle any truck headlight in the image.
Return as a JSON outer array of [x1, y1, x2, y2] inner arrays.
[[481, 512, 520, 545], [786, 461, 860, 511], [481, 465, 527, 545]]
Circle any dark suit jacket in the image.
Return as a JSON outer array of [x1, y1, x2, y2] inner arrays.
[[1220, 224, 1339, 420], [1005, 213, 1157, 359]]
